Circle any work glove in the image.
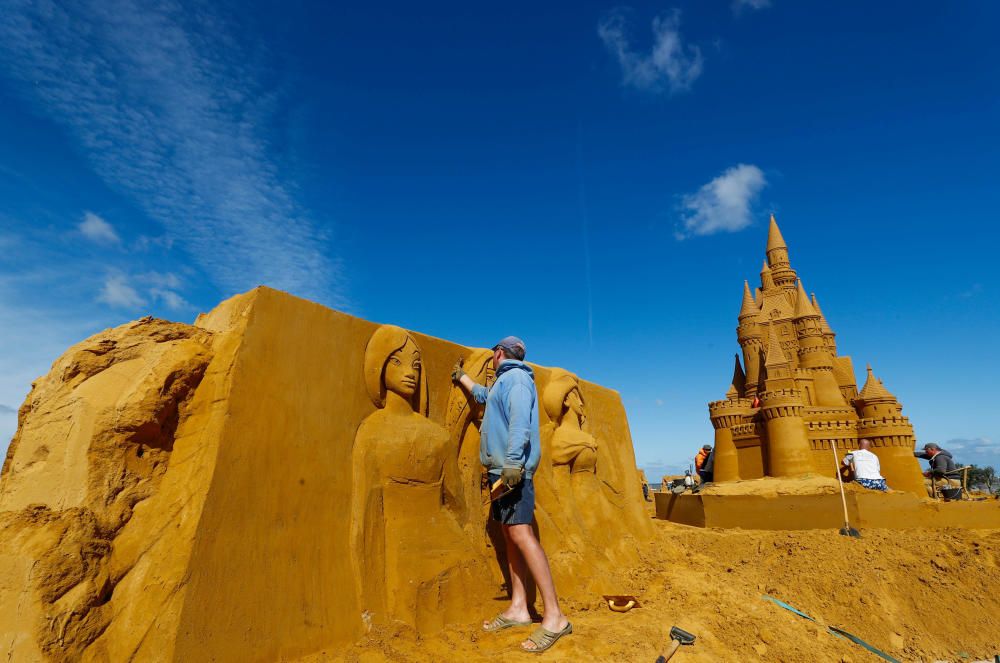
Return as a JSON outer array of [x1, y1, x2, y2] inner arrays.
[[451, 358, 465, 384], [501, 465, 524, 489]]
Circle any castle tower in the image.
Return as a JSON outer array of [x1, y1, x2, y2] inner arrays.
[[765, 215, 798, 289], [736, 281, 763, 398], [759, 327, 813, 477], [855, 366, 925, 494], [709, 355, 749, 482], [793, 281, 846, 407]]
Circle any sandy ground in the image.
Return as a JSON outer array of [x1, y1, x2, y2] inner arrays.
[[301, 499, 1000, 663]]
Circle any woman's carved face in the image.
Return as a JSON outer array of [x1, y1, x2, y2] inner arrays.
[[385, 338, 421, 398], [564, 387, 585, 419]]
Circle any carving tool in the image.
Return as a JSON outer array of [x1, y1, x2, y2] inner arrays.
[[655, 625, 696, 661]]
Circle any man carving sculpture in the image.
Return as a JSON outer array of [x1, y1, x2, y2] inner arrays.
[[452, 336, 572, 653]]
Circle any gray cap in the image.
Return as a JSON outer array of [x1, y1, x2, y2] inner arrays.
[[493, 335, 526, 360]]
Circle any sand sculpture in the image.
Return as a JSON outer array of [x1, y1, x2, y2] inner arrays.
[[708, 216, 925, 494], [0, 287, 651, 662]]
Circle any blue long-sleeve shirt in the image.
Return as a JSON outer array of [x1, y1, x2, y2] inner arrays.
[[472, 360, 541, 479]]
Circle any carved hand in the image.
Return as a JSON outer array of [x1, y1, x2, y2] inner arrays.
[[501, 466, 524, 488], [450, 358, 466, 384]]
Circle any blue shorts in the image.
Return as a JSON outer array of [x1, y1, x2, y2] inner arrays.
[[491, 477, 535, 525], [857, 477, 888, 492]]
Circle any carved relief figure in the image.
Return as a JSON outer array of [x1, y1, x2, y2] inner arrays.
[[541, 370, 608, 544], [350, 325, 486, 631]]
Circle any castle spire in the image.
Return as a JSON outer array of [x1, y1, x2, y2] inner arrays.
[[765, 214, 797, 288], [726, 353, 746, 399], [766, 213, 787, 254], [793, 280, 817, 318], [764, 325, 789, 368], [760, 260, 775, 290], [811, 293, 835, 336], [739, 280, 757, 319]]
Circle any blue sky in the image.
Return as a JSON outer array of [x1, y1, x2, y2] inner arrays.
[[1, 0, 998, 478]]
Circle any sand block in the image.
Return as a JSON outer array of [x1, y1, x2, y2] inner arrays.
[[0, 287, 652, 662], [656, 477, 1000, 529]]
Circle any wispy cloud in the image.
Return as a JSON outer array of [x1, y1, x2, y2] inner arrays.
[[0, 404, 15, 415], [598, 9, 703, 94], [677, 164, 767, 238], [732, 0, 772, 15], [97, 274, 146, 309], [0, 0, 344, 306], [78, 212, 121, 245], [937, 437, 1000, 468], [94, 271, 189, 311]]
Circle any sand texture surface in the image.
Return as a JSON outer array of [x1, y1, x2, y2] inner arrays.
[[310, 500, 1000, 662]]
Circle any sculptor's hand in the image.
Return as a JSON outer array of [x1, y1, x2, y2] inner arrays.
[[501, 466, 524, 489], [451, 358, 466, 384]]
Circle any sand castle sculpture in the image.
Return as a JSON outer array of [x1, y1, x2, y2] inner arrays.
[[708, 216, 925, 494], [0, 287, 651, 662]]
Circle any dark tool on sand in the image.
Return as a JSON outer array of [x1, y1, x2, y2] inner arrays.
[[655, 625, 696, 662], [602, 595, 640, 613], [831, 441, 861, 538]]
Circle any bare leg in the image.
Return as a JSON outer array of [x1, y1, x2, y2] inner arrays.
[[505, 523, 568, 650], [483, 526, 532, 627]]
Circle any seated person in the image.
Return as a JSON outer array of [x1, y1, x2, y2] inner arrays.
[[913, 443, 960, 494], [842, 439, 888, 491]]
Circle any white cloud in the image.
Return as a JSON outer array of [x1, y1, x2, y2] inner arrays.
[[677, 164, 767, 238], [78, 211, 121, 245], [150, 288, 187, 311], [733, 0, 772, 14], [0, 0, 346, 307], [598, 9, 703, 94], [97, 275, 146, 309]]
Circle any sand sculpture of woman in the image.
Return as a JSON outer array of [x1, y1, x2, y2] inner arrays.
[[350, 325, 487, 632], [541, 369, 611, 545]]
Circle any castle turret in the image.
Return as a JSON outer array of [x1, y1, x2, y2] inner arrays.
[[759, 329, 812, 476], [855, 365, 925, 494], [737, 280, 763, 397], [793, 281, 846, 407], [710, 353, 750, 482], [765, 215, 798, 289]]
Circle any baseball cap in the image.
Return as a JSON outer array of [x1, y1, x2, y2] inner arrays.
[[492, 336, 526, 360]]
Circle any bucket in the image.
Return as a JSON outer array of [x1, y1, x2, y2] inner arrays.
[[940, 487, 962, 500]]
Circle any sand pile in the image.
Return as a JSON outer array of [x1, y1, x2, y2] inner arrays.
[[312, 501, 1000, 662]]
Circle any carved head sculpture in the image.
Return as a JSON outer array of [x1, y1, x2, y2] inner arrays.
[[543, 369, 585, 426], [364, 324, 429, 414]]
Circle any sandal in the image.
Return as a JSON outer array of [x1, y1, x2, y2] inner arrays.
[[521, 622, 572, 653], [483, 613, 532, 633]]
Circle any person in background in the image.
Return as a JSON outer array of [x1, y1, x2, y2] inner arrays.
[[914, 443, 960, 495], [842, 439, 889, 491], [694, 445, 712, 483]]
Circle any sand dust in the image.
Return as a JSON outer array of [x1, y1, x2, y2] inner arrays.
[[303, 499, 1000, 662]]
